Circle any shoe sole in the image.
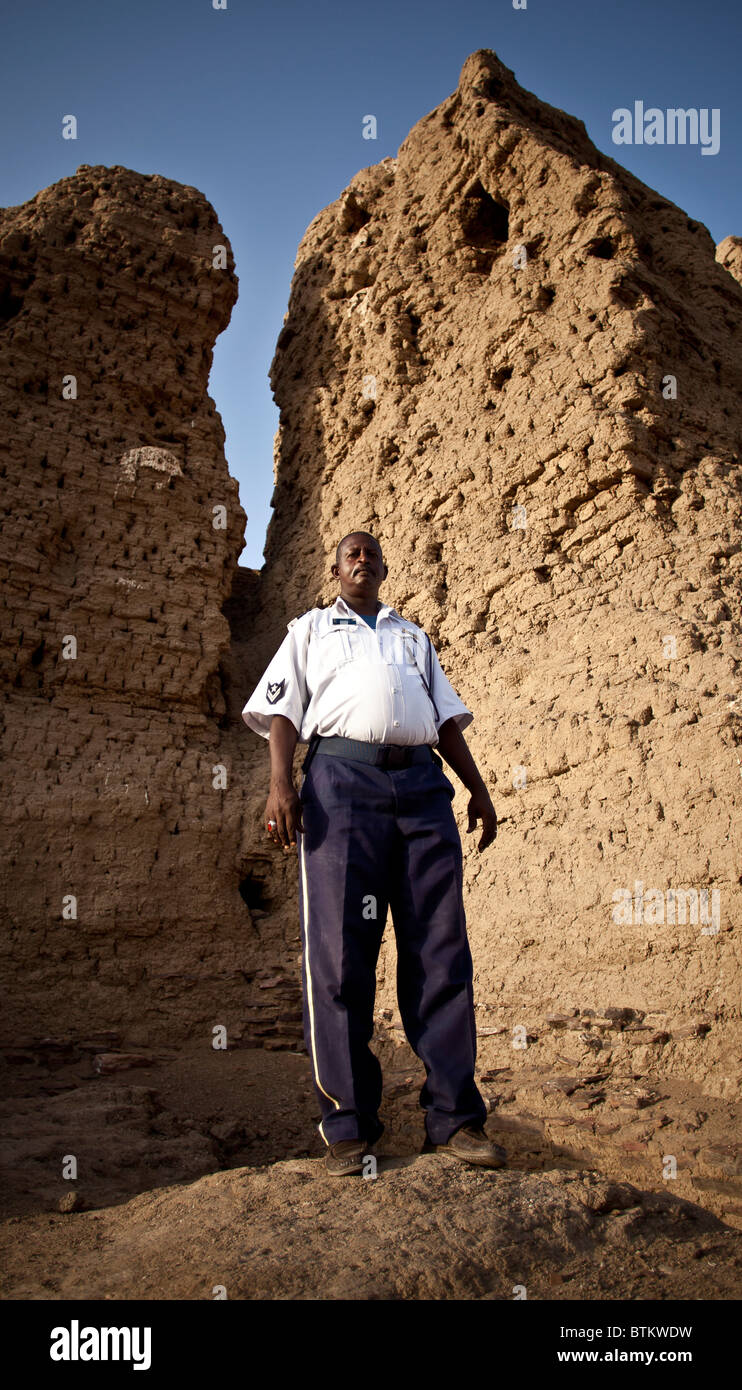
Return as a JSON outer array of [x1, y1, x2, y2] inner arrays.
[[427, 1144, 507, 1169], [325, 1148, 375, 1177]]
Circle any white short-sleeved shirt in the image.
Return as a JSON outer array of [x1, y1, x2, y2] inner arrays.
[[241, 595, 473, 747]]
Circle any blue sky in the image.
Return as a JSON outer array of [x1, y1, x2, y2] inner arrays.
[[2, 0, 739, 568]]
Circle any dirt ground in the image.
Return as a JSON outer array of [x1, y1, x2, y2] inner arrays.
[[1, 1030, 741, 1301]]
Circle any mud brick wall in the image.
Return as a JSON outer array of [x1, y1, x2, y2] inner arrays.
[[261, 49, 742, 1096], [0, 165, 294, 1044]]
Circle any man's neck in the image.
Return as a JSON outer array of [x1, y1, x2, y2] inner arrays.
[[339, 594, 382, 617]]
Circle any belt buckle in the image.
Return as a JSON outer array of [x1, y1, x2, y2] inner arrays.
[[385, 745, 408, 769]]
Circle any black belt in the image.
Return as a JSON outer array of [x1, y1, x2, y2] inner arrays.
[[310, 735, 437, 770]]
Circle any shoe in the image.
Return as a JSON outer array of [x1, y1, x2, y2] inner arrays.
[[426, 1124, 507, 1169], [325, 1138, 375, 1177]]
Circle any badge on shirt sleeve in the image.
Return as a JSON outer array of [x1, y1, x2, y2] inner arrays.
[[266, 678, 286, 704]]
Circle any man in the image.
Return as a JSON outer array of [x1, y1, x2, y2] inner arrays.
[[242, 531, 506, 1177]]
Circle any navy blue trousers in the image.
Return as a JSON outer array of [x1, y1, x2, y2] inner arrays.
[[296, 749, 487, 1147]]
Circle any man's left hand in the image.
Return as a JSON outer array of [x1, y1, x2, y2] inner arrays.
[[466, 790, 497, 851]]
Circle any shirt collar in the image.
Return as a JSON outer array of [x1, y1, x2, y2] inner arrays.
[[333, 594, 400, 623]]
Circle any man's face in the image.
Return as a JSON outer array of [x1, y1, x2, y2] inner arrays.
[[332, 534, 387, 598]]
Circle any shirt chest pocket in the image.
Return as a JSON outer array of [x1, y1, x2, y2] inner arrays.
[[399, 632, 421, 671], [318, 624, 361, 668]]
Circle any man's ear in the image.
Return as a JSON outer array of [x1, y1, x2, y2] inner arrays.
[[330, 563, 339, 579]]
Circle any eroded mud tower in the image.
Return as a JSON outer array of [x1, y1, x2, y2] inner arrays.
[[0, 166, 279, 1042], [262, 49, 742, 1095]]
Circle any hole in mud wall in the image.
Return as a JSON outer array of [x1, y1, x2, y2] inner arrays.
[[239, 873, 271, 912], [459, 181, 509, 248], [0, 285, 24, 323], [587, 236, 616, 260], [473, 74, 502, 101]]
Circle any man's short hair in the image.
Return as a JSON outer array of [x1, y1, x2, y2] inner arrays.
[[334, 531, 383, 566]]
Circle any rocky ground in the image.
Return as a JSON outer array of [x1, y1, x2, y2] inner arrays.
[[2, 1027, 740, 1301]]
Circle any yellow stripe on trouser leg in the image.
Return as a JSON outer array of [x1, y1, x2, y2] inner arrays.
[[299, 831, 341, 1145]]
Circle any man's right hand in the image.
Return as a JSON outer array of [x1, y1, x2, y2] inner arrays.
[[265, 778, 303, 851]]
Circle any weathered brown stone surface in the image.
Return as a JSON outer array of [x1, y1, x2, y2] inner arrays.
[[716, 235, 742, 285], [0, 164, 283, 1041], [264, 48, 742, 1099], [4, 1144, 742, 1301]]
